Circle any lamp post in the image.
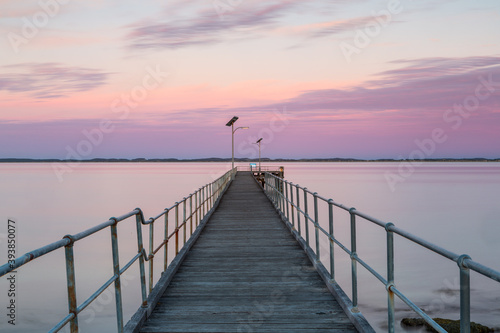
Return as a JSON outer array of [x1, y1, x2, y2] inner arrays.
[[254, 138, 263, 173], [225, 116, 249, 170]]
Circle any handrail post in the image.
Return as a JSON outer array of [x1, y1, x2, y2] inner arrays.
[[135, 213, 148, 308], [280, 178, 284, 212], [164, 209, 169, 272], [194, 192, 198, 227], [350, 208, 359, 312], [273, 176, 278, 207], [149, 221, 154, 294], [303, 188, 309, 247], [274, 177, 281, 206], [63, 236, 79, 333], [210, 183, 213, 208], [386, 223, 395, 333], [296, 185, 301, 236], [183, 199, 187, 246], [175, 203, 179, 255], [189, 195, 193, 235], [313, 192, 320, 261], [285, 181, 290, 223], [200, 187, 204, 218], [328, 199, 335, 281], [196, 188, 201, 226], [109, 223, 124, 332], [204, 185, 207, 216], [275, 177, 279, 208], [290, 182, 295, 229], [458, 254, 472, 333]]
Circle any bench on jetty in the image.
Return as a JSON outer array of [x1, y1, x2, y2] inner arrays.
[[2, 167, 499, 333]]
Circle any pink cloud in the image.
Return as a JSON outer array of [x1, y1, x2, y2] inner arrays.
[[126, 0, 305, 50], [0, 63, 112, 99]]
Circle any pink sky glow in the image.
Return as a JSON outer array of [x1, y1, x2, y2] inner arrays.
[[1, 0, 500, 159]]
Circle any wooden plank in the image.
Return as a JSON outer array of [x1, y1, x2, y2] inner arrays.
[[138, 172, 359, 333]]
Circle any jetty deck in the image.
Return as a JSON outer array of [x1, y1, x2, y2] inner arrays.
[[138, 171, 357, 333]]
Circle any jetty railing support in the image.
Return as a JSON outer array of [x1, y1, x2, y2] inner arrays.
[[0, 168, 236, 333], [386, 223, 395, 333], [349, 208, 359, 312], [63, 238, 78, 333], [262, 171, 500, 333]]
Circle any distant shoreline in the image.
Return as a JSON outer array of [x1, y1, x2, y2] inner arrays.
[[1, 158, 499, 163]]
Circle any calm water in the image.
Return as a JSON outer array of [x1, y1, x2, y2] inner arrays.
[[0, 162, 499, 332]]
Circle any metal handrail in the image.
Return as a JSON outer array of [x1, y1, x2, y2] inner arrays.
[[238, 165, 283, 172], [262, 172, 500, 333], [0, 168, 236, 333]]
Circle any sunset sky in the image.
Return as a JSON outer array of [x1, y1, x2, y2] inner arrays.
[[1, 0, 499, 159]]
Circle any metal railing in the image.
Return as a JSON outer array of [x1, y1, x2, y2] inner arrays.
[[237, 165, 283, 172], [263, 172, 500, 333], [0, 168, 236, 333]]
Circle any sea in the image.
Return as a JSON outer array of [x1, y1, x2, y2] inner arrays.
[[0, 162, 499, 332]]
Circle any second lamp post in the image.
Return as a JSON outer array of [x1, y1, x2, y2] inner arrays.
[[225, 116, 249, 170]]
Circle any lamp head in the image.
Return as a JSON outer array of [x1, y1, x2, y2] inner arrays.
[[225, 116, 239, 126], [256, 138, 263, 143]]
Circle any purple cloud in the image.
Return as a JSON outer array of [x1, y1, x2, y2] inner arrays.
[[0, 63, 111, 99], [127, 0, 304, 49], [272, 56, 500, 113], [301, 15, 398, 40]]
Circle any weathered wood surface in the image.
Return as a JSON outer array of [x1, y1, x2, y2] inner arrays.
[[140, 172, 357, 333]]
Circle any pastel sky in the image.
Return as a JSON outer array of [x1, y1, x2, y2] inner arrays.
[[1, 0, 499, 159]]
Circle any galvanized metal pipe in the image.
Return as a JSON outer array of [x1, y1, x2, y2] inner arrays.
[[64, 239, 78, 333], [303, 188, 309, 247], [328, 199, 334, 281], [290, 182, 295, 229], [285, 182, 290, 222], [188, 196, 192, 236], [193, 191, 197, 228], [175, 203, 179, 255], [386, 223, 395, 333], [458, 254, 471, 333], [296, 185, 301, 236], [350, 208, 358, 312], [164, 209, 169, 272], [314, 193, 320, 261], [135, 214, 148, 308], [110, 224, 124, 332], [149, 222, 154, 294], [280, 178, 285, 211], [183, 199, 187, 246]]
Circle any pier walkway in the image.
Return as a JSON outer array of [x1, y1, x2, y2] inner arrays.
[[137, 171, 357, 333]]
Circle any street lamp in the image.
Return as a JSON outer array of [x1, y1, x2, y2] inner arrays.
[[254, 138, 263, 173], [225, 116, 249, 170]]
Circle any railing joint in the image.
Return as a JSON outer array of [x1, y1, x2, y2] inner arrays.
[[386, 282, 396, 292], [109, 217, 119, 226], [63, 234, 76, 246], [457, 254, 472, 269], [385, 222, 395, 232]]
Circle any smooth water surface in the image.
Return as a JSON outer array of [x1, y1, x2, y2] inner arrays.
[[0, 162, 499, 332]]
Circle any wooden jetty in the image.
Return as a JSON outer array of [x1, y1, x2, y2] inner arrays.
[[132, 171, 360, 333]]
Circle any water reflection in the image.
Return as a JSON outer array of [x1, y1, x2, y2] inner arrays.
[[0, 162, 499, 332]]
